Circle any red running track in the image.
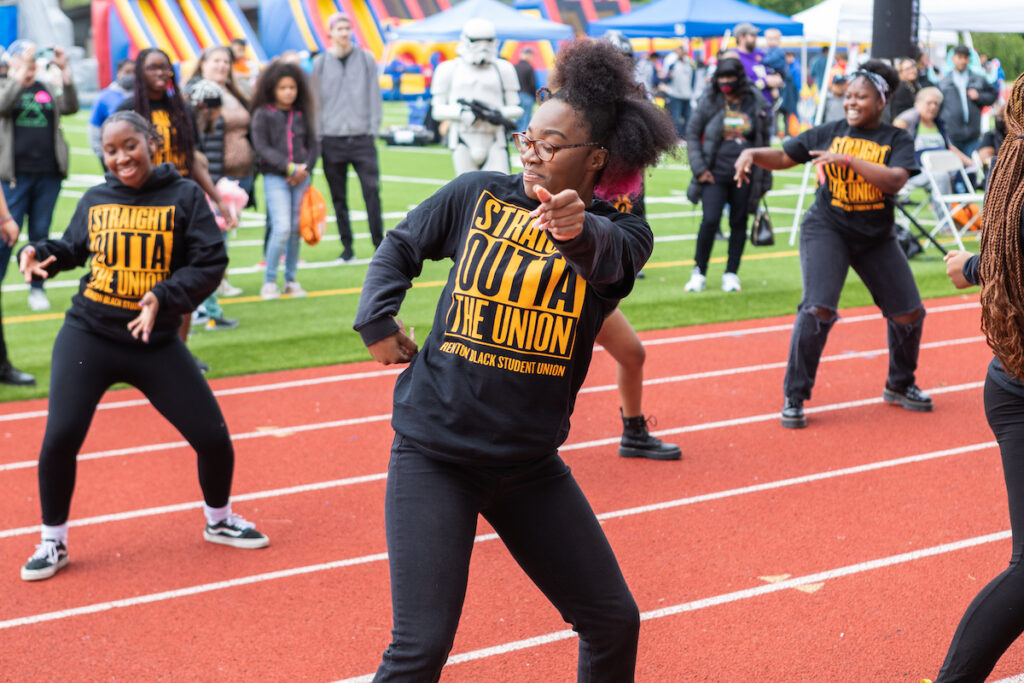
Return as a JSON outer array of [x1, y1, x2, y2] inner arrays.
[[1, 293, 1023, 681]]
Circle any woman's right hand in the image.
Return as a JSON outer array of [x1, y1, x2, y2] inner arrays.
[[697, 171, 714, 184], [287, 164, 309, 187], [734, 149, 755, 187], [366, 319, 418, 365], [18, 246, 55, 284], [944, 250, 974, 289]]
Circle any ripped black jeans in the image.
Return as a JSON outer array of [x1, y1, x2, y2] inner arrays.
[[784, 216, 924, 401]]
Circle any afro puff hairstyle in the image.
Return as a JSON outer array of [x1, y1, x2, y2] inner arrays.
[[545, 39, 678, 198]]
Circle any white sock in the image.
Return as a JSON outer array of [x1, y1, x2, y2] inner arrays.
[[41, 523, 68, 543], [203, 503, 231, 525]]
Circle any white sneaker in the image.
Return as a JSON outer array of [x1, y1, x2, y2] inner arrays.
[[27, 288, 50, 311], [217, 279, 243, 297], [260, 282, 280, 300], [721, 272, 742, 292], [683, 270, 706, 292], [282, 281, 306, 298]]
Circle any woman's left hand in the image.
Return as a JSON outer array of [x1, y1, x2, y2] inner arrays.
[[127, 291, 159, 343], [216, 199, 238, 231], [531, 185, 585, 242]]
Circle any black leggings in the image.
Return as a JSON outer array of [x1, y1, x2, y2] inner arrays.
[[934, 374, 1024, 682], [694, 177, 752, 275], [374, 436, 640, 682], [38, 324, 234, 526]]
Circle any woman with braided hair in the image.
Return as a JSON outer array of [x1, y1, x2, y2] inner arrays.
[[936, 71, 1024, 683], [735, 59, 929, 429], [353, 38, 676, 680]]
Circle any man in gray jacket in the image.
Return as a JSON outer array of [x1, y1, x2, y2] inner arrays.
[[937, 45, 998, 157], [312, 13, 383, 261]]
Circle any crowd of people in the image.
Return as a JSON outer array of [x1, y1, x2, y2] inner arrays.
[[2, 13, 1023, 681]]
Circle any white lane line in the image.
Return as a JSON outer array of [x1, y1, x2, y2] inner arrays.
[[0, 430, 995, 544], [0, 301, 982, 425], [0, 441, 1001, 633], [0, 352, 986, 474]]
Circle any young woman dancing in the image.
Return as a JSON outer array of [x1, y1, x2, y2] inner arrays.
[[353, 39, 677, 680], [932, 71, 1024, 683], [734, 60, 929, 429], [17, 112, 267, 582]]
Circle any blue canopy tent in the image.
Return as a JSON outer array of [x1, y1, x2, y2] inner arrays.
[[585, 0, 803, 38], [387, 0, 574, 42]]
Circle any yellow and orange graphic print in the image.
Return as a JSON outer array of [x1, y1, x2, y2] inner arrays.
[[84, 204, 175, 310], [438, 190, 586, 377], [822, 136, 891, 212], [150, 109, 190, 175]]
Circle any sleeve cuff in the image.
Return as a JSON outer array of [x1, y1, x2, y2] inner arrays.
[[356, 316, 400, 347]]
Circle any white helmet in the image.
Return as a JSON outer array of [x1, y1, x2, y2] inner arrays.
[[457, 18, 497, 65]]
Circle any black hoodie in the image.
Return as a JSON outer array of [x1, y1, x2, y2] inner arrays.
[[353, 171, 652, 464], [23, 163, 227, 344]]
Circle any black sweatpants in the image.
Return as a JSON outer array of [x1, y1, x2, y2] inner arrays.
[[321, 135, 384, 250], [934, 374, 1024, 682], [373, 436, 640, 682], [38, 324, 234, 526]]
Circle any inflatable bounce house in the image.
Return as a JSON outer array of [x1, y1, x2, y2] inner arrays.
[[91, 0, 266, 86]]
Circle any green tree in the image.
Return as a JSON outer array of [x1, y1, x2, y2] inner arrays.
[[745, 0, 820, 16], [971, 33, 1024, 85]]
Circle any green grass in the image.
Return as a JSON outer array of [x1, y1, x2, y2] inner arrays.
[[0, 105, 973, 402]]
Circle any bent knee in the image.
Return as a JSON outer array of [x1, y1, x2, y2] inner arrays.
[[890, 307, 925, 326], [801, 304, 836, 322]]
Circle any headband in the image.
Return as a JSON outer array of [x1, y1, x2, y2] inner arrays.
[[850, 70, 890, 104]]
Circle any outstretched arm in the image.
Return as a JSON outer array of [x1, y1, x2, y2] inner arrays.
[[734, 147, 798, 187]]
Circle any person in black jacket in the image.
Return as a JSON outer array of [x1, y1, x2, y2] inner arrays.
[[353, 39, 677, 681], [16, 112, 268, 582], [935, 71, 1024, 683], [937, 45, 998, 157], [685, 57, 771, 293], [735, 60, 929, 429]]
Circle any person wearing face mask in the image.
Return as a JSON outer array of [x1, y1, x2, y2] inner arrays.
[[684, 57, 772, 293], [88, 59, 135, 165], [735, 60, 928, 430]]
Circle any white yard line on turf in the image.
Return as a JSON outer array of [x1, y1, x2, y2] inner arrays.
[[0, 302, 981, 424]]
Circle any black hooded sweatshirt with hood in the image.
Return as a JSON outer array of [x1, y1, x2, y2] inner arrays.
[[21, 163, 226, 345]]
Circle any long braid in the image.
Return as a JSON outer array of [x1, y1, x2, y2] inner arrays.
[[134, 48, 195, 176], [979, 71, 1024, 379]]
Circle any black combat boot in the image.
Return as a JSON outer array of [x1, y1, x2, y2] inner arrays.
[[619, 409, 681, 460]]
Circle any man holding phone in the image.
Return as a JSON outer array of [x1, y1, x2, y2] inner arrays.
[[0, 41, 78, 313]]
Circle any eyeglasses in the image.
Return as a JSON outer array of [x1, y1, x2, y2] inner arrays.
[[511, 132, 603, 162]]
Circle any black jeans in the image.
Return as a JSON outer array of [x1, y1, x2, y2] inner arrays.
[[694, 177, 752, 275], [373, 437, 640, 682], [784, 217, 924, 401], [934, 374, 1024, 682], [37, 324, 234, 525], [321, 135, 384, 250]]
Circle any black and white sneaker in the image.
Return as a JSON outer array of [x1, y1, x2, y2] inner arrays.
[[883, 383, 933, 412], [21, 539, 69, 581], [203, 513, 269, 549]]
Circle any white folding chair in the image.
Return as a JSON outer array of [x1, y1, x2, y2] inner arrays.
[[919, 150, 985, 250]]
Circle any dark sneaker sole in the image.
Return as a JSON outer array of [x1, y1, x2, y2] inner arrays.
[[883, 388, 933, 412], [203, 530, 270, 549], [780, 414, 807, 429], [618, 445, 682, 461], [21, 556, 68, 581]]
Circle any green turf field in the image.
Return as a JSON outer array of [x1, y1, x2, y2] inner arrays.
[[0, 104, 974, 401]]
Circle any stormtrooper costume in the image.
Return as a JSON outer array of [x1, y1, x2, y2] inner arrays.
[[431, 18, 523, 176]]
